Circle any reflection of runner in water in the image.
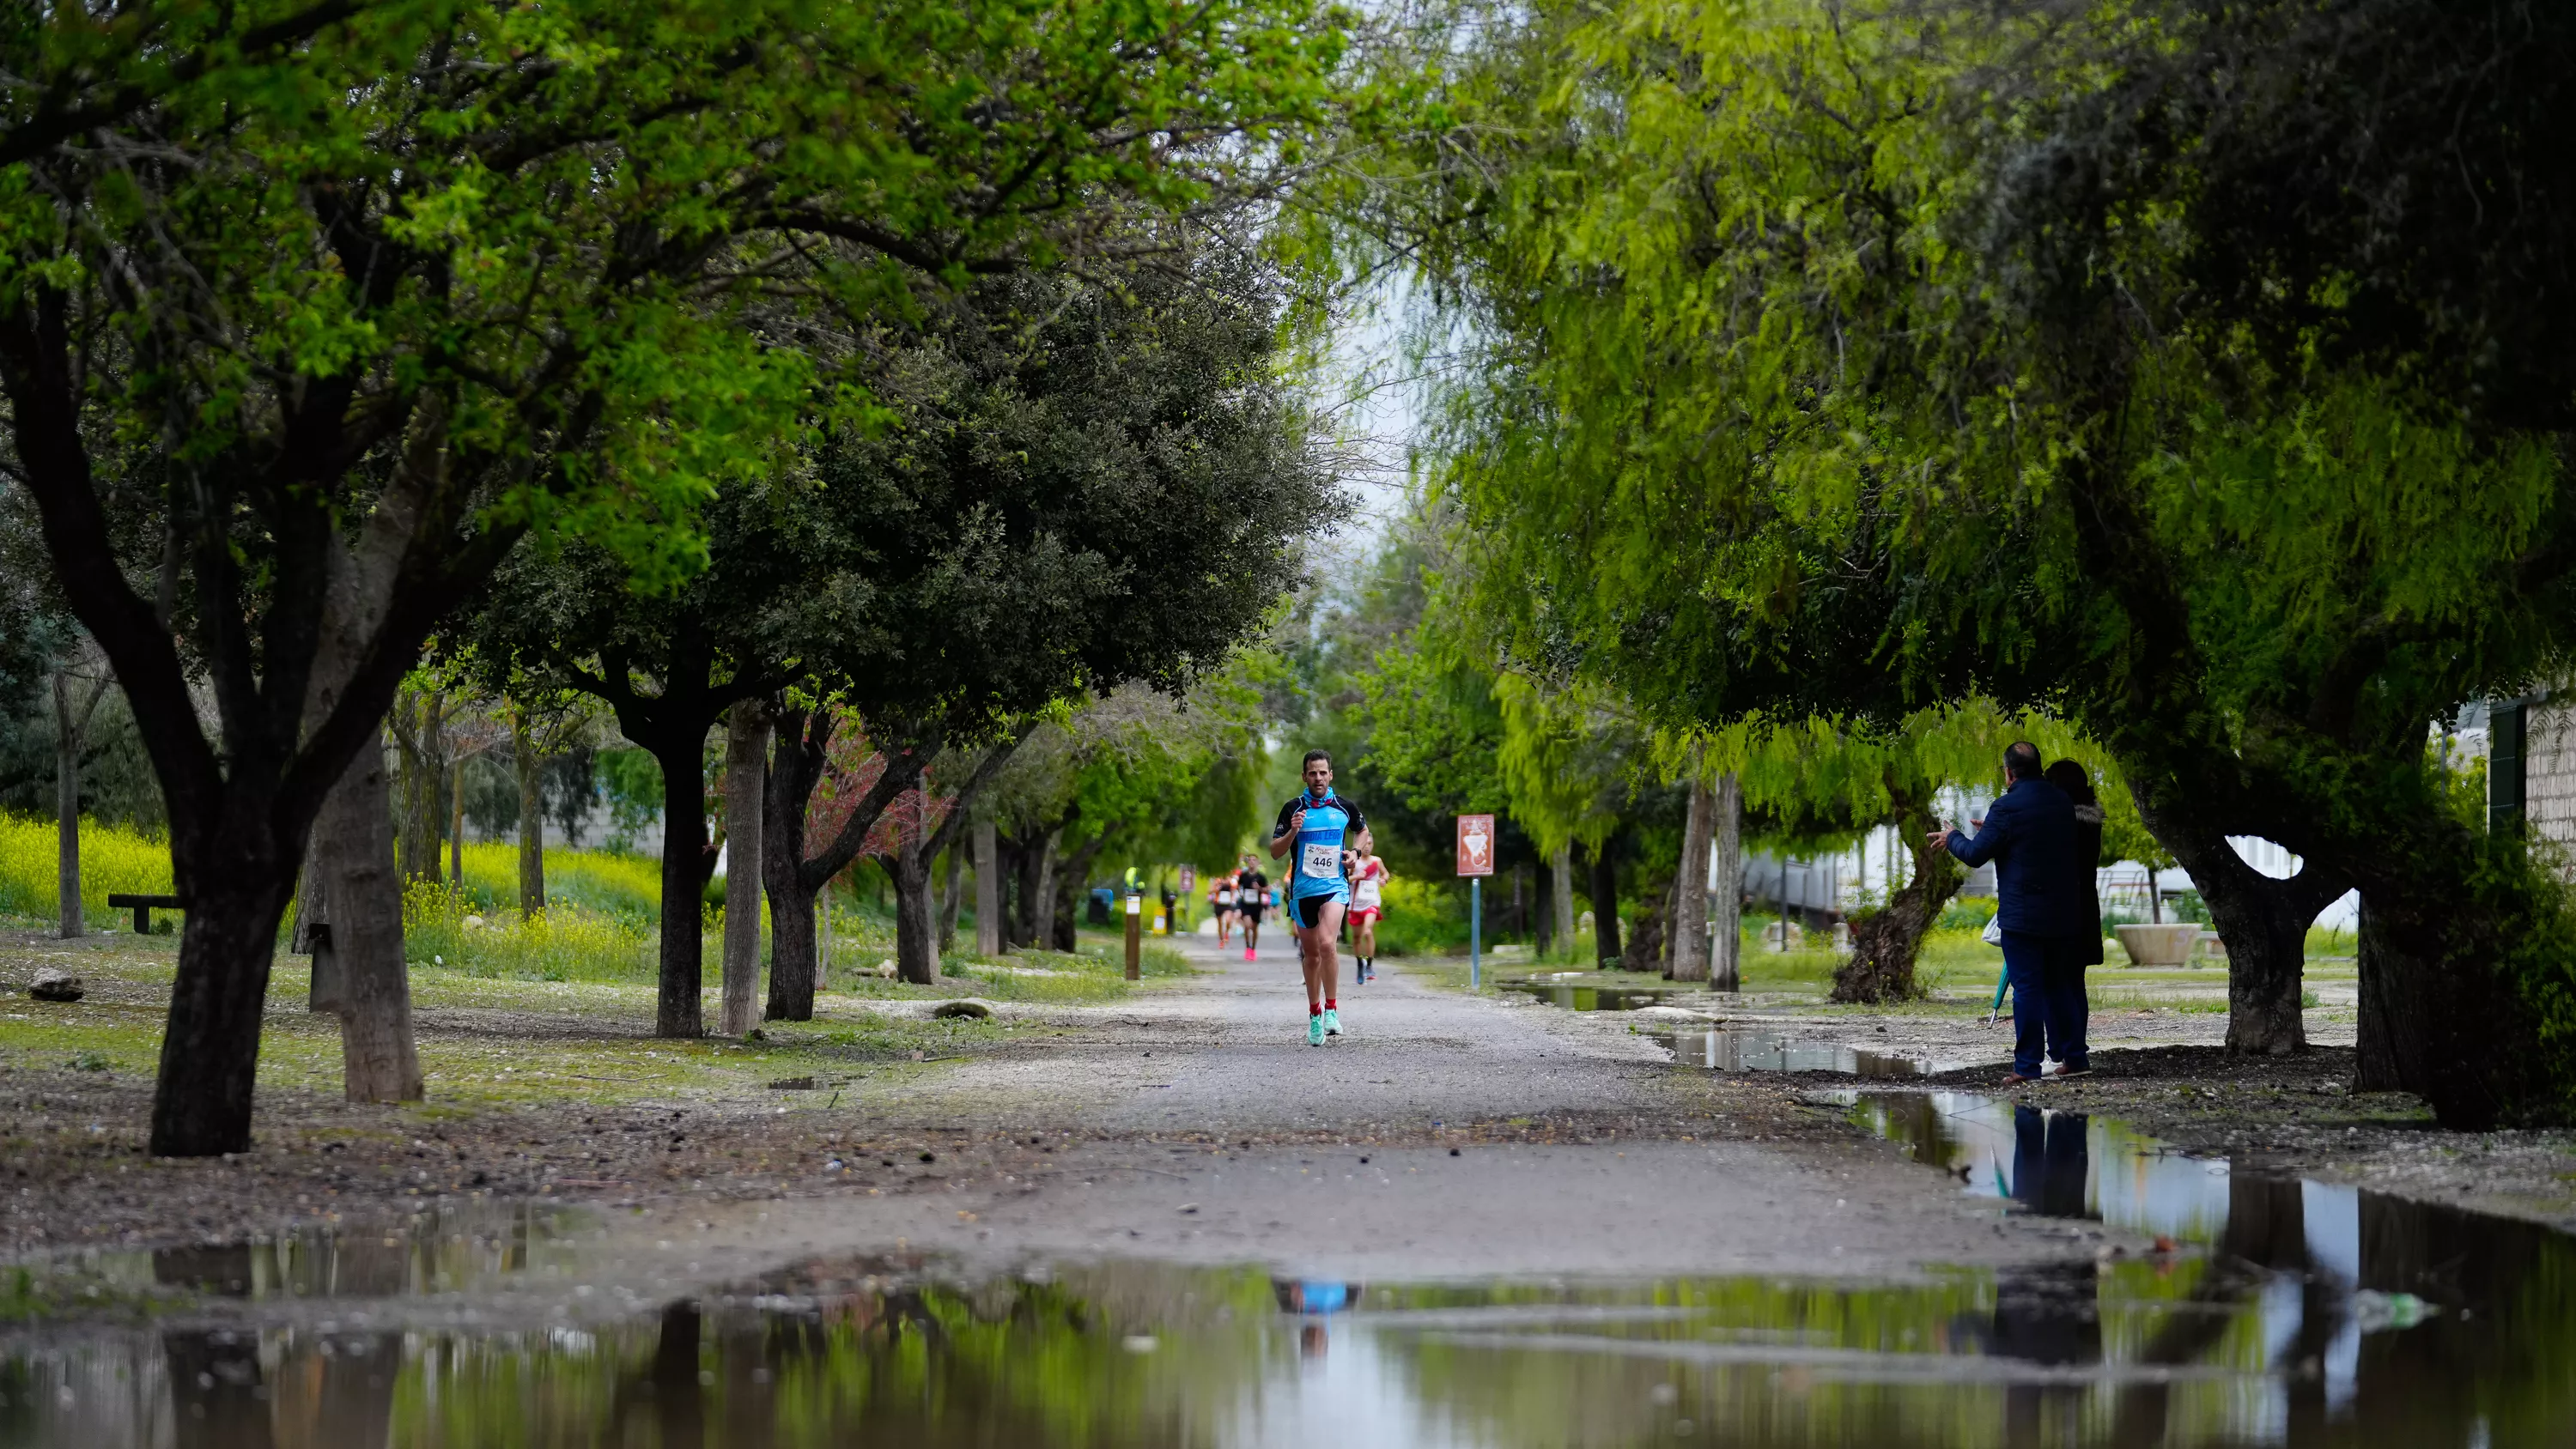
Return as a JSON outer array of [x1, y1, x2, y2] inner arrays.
[[1273, 1277, 1360, 1314]]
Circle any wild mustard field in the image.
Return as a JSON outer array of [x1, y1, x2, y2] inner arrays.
[[0, 814, 176, 925]]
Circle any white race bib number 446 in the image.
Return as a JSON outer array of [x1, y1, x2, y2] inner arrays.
[[1300, 841, 1340, 879]]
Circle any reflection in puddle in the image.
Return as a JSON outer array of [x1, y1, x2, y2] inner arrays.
[[1660, 1029, 1947, 1077], [17, 1201, 592, 1309], [1841, 1089, 2576, 1434], [8, 1103, 2576, 1446], [1503, 981, 1678, 1011], [11, 1217, 2576, 1447]]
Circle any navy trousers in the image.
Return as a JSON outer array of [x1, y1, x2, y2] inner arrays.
[[1999, 930, 2089, 1076]]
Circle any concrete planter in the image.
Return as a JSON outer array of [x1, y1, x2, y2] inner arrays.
[[2115, 923, 2202, 967]]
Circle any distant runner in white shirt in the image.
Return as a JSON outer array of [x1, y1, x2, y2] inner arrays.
[[1346, 828, 1388, 984]]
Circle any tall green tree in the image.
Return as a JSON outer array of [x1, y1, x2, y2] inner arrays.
[[1348, 0, 2576, 1122], [0, 0, 1355, 1153]]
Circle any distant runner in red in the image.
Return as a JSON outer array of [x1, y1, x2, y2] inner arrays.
[[1346, 828, 1388, 984]]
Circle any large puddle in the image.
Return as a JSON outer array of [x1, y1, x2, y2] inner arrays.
[[1661, 1030, 1948, 1077], [8, 1104, 2575, 1446], [1504, 979, 1682, 1011]]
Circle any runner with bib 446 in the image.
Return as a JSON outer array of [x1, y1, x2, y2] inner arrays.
[[1268, 749, 1367, 1046]]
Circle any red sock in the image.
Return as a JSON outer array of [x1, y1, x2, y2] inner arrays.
[[1309, 1003, 1322, 1016], [1325, 998, 1337, 1010]]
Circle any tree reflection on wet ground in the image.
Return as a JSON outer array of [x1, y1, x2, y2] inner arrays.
[[6, 1097, 2573, 1446]]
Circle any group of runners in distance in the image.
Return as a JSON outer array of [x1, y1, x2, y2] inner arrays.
[[1199, 749, 1389, 1046]]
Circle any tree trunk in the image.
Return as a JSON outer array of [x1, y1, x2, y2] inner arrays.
[[149, 858, 299, 1155], [447, 744, 466, 889], [1548, 842, 1575, 960], [299, 828, 339, 1015], [1586, 844, 1621, 965], [1710, 773, 1743, 991], [1832, 803, 1960, 1003], [52, 669, 86, 937], [1510, 863, 1529, 942], [1621, 874, 1668, 973], [891, 846, 940, 985], [653, 735, 712, 1038], [310, 730, 421, 1101], [1052, 874, 1079, 950], [2128, 777, 2348, 1056], [763, 865, 823, 1022], [513, 712, 545, 919], [392, 691, 447, 886], [1669, 775, 1716, 981], [1031, 834, 1060, 952], [974, 819, 1002, 955], [939, 843, 963, 953], [719, 701, 769, 1036]]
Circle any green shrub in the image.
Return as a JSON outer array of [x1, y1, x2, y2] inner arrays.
[[1934, 895, 1996, 931]]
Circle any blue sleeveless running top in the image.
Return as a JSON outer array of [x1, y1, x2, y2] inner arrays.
[[1274, 791, 1367, 901]]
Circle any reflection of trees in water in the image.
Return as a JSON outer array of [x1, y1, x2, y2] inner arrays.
[[14, 1219, 2576, 1447]]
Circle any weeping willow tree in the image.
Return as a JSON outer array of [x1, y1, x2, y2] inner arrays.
[[1325, 0, 2576, 1121]]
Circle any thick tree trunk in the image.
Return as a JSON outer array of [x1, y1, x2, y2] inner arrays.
[[149, 858, 298, 1155], [1832, 805, 1960, 1003], [939, 843, 963, 953], [310, 731, 421, 1101], [1585, 845, 1621, 964], [2128, 778, 2348, 1056], [891, 846, 940, 985], [1710, 773, 1743, 991], [719, 701, 769, 1036], [653, 737, 712, 1039], [1549, 842, 1576, 959], [513, 712, 545, 919], [764, 868, 823, 1022], [974, 819, 1001, 955], [1668, 775, 1716, 981]]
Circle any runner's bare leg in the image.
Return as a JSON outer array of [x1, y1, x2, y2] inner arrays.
[[1301, 899, 1346, 1008]]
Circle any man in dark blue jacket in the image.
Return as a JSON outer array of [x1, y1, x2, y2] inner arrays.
[[1929, 742, 2092, 1084]]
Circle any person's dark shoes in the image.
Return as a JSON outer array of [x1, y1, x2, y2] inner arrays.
[[2001, 1072, 2041, 1087], [2045, 1061, 2093, 1079]]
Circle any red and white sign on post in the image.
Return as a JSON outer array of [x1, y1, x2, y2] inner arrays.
[[1455, 814, 1496, 876], [1178, 865, 1195, 892]]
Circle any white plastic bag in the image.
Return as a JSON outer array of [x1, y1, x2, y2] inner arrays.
[[1981, 914, 2004, 946]]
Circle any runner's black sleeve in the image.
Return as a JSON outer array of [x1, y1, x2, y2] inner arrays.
[[1273, 797, 1300, 840]]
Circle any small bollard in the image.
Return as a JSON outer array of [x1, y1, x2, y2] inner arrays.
[[1125, 891, 1142, 980]]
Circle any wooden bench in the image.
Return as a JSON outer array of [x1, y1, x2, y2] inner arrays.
[[106, 893, 185, 935]]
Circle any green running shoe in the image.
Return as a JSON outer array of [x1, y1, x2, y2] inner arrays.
[[1308, 1014, 1326, 1047], [1321, 1008, 1343, 1039]]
